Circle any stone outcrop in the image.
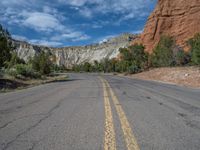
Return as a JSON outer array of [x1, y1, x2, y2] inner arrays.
[[134, 0, 200, 52], [13, 33, 136, 68]]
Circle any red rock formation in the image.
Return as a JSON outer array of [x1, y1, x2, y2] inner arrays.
[[134, 0, 200, 52]]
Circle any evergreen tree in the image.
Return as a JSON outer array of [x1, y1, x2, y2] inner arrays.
[[150, 35, 174, 67], [0, 25, 12, 68], [188, 33, 200, 65]]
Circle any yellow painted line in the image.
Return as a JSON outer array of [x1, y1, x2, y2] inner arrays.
[[103, 78, 140, 150], [99, 78, 116, 150]]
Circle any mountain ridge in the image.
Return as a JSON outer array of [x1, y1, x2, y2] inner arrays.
[[12, 33, 136, 68]]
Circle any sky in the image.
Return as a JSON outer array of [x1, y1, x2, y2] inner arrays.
[[0, 0, 157, 47]]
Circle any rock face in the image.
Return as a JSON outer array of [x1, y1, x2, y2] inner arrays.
[[135, 0, 200, 52], [13, 34, 136, 68], [12, 40, 42, 61]]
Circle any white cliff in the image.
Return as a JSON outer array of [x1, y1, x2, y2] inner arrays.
[[12, 33, 136, 68]]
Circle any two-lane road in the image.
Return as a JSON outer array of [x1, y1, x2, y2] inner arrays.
[[0, 73, 200, 150]]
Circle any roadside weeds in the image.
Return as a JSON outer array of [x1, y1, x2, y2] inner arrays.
[[0, 74, 69, 93]]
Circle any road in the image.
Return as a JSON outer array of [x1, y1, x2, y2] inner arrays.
[[0, 73, 200, 150]]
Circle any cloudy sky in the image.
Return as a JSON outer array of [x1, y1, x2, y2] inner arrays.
[[0, 0, 157, 47]]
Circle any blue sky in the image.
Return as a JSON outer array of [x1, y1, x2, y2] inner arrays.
[[0, 0, 157, 47]]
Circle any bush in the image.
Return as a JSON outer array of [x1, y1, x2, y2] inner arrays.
[[173, 48, 191, 66], [5, 52, 25, 68], [150, 35, 174, 67], [6, 68, 18, 77], [30, 52, 53, 75], [83, 62, 92, 72], [51, 64, 66, 73], [0, 36, 12, 68], [128, 64, 140, 74], [129, 44, 148, 69], [0, 68, 5, 78], [7, 64, 41, 79], [118, 44, 148, 73], [119, 48, 132, 61], [115, 60, 130, 73], [188, 33, 200, 65]]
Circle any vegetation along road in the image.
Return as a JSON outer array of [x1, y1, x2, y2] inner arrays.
[[0, 73, 200, 150]]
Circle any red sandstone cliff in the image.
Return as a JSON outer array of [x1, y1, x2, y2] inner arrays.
[[134, 0, 200, 52]]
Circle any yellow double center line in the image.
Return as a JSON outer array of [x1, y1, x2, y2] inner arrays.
[[101, 78, 116, 150], [100, 77, 140, 150]]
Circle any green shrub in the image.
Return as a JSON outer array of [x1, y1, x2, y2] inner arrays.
[[51, 64, 66, 73], [0, 36, 12, 68], [0, 69, 4, 78], [5, 52, 25, 68], [128, 64, 140, 74], [173, 48, 191, 66], [119, 48, 132, 61], [115, 60, 130, 73], [92, 60, 102, 72], [30, 52, 53, 75], [150, 35, 174, 67], [128, 44, 148, 69], [188, 33, 200, 65], [7, 64, 41, 79], [6, 68, 18, 77], [118, 44, 148, 73]]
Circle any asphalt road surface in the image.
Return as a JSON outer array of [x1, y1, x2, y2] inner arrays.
[[0, 73, 200, 150]]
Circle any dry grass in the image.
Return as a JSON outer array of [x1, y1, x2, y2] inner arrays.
[[0, 74, 68, 93]]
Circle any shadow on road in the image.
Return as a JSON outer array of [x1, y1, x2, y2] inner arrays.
[[0, 79, 28, 90]]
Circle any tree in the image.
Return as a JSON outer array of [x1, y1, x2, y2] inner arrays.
[[31, 52, 52, 75], [119, 48, 132, 61], [188, 33, 200, 65], [0, 24, 14, 68], [101, 58, 111, 73], [5, 52, 25, 68], [150, 35, 174, 67], [173, 48, 191, 66], [0, 36, 11, 68], [93, 60, 102, 72], [82, 62, 92, 72], [118, 44, 148, 73], [128, 44, 148, 69]]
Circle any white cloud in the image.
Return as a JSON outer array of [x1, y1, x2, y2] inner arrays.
[[131, 30, 143, 34], [72, 34, 90, 42], [63, 32, 82, 38], [12, 35, 63, 47], [79, 8, 93, 18], [23, 12, 65, 32], [58, 0, 96, 7], [43, 6, 53, 14], [59, 0, 156, 23], [12, 35, 28, 41], [30, 39, 63, 47], [52, 31, 90, 42], [98, 34, 117, 44], [0, 0, 28, 7], [0, 0, 156, 46], [92, 24, 102, 29]]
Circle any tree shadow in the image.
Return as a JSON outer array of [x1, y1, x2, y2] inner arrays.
[[0, 79, 28, 90]]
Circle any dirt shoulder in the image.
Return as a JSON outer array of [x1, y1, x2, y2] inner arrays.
[[0, 74, 68, 93], [120, 67, 200, 88]]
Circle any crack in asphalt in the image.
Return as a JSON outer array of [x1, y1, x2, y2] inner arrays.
[[2, 97, 66, 150], [106, 76, 200, 130], [0, 86, 69, 115], [0, 114, 45, 130]]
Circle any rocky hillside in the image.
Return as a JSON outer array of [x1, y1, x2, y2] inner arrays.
[[134, 0, 200, 52], [13, 33, 136, 68]]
